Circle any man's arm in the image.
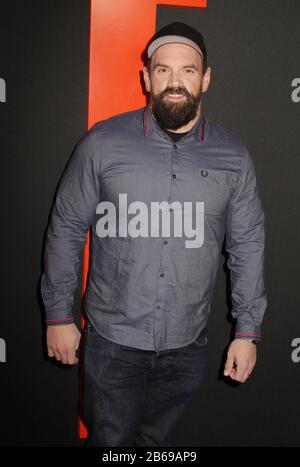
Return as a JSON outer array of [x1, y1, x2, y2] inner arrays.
[[41, 127, 101, 364], [223, 147, 267, 382]]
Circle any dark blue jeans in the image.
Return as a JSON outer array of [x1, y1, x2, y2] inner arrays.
[[82, 322, 208, 447]]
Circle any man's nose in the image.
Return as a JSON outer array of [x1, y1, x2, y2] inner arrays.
[[168, 71, 182, 88]]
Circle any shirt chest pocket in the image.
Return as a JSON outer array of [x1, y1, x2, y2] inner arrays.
[[197, 167, 238, 217]]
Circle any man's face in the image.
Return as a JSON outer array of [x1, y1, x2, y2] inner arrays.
[[143, 43, 211, 130]]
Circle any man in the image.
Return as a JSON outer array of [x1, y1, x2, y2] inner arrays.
[[41, 22, 267, 447]]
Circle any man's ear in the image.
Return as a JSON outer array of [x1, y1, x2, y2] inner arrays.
[[201, 66, 211, 94], [143, 66, 151, 93]]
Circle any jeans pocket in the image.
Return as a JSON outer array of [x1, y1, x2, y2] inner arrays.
[[192, 328, 208, 347], [193, 335, 208, 347], [86, 321, 96, 333]]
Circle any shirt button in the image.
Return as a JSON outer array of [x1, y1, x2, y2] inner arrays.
[[169, 208, 173, 212], [173, 144, 177, 149], [172, 174, 176, 179], [156, 305, 161, 310], [201, 169, 208, 177], [163, 240, 168, 245], [160, 273, 165, 278]]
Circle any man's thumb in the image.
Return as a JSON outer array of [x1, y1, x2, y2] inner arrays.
[[224, 355, 234, 376]]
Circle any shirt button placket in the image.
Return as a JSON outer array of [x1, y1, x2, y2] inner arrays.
[[154, 141, 177, 350]]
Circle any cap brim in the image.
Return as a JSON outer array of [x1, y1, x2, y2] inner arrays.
[[148, 35, 203, 59]]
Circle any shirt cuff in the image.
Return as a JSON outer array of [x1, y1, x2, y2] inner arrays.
[[46, 317, 74, 326], [235, 323, 262, 342]]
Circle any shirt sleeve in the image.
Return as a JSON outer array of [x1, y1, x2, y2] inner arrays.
[[225, 147, 267, 342], [40, 127, 101, 325]]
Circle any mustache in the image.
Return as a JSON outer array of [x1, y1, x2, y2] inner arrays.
[[159, 87, 190, 99]]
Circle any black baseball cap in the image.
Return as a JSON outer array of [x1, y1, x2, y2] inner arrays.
[[146, 22, 207, 66]]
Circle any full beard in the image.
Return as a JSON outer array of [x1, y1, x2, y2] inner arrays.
[[151, 86, 202, 131]]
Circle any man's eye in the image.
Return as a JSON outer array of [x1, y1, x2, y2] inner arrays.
[[158, 68, 168, 73], [185, 69, 194, 74]]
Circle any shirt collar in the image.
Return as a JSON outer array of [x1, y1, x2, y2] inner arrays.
[[142, 103, 206, 143]]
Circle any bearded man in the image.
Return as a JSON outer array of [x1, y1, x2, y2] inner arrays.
[[41, 22, 266, 447]]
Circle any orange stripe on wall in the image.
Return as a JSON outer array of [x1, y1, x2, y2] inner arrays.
[[80, 0, 207, 438]]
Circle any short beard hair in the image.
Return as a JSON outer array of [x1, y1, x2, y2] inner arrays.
[[150, 85, 202, 130]]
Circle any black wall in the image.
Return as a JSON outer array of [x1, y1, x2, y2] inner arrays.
[[0, 0, 299, 446]]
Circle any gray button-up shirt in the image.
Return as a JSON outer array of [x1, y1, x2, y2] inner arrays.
[[41, 104, 267, 351]]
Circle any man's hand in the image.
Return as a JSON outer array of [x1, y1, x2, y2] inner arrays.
[[47, 323, 81, 365], [223, 339, 257, 383]]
